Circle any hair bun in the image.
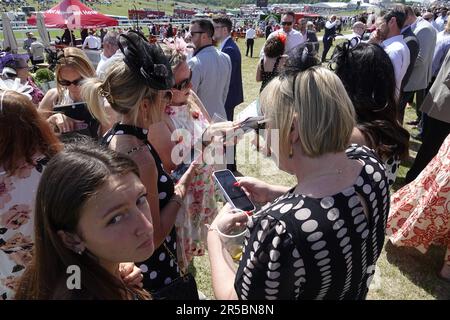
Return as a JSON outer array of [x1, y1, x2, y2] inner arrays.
[[118, 31, 174, 90]]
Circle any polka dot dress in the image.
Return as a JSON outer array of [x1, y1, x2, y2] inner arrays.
[[384, 156, 400, 187], [102, 124, 180, 293], [234, 145, 389, 300]]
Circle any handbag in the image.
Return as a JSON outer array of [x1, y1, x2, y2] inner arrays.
[[150, 243, 199, 300]]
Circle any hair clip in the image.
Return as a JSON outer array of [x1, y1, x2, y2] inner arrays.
[[99, 83, 114, 105]]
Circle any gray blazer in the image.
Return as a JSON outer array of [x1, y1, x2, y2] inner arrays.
[[404, 17, 437, 92], [401, 26, 419, 91], [421, 49, 450, 124], [188, 45, 231, 120]]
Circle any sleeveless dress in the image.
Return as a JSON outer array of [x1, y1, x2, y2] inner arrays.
[[164, 103, 218, 272], [260, 56, 282, 93], [101, 124, 181, 293]]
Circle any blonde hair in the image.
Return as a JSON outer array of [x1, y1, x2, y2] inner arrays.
[[260, 67, 356, 158], [82, 59, 163, 125], [55, 47, 95, 100], [445, 17, 450, 33]]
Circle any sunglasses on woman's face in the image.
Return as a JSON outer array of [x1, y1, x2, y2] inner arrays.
[[281, 21, 293, 26], [58, 78, 83, 87], [173, 70, 192, 91]]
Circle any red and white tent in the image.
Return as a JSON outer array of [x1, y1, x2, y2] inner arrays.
[[27, 0, 118, 29]]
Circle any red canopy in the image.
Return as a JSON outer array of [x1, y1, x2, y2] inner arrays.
[[27, 0, 118, 29]]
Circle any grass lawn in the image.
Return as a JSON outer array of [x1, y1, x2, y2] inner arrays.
[[192, 37, 450, 300]]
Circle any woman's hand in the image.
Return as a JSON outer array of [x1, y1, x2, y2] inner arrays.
[[119, 263, 143, 288], [236, 176, 289, 205], [174, 162, 200, 199], [47, 113, 87, 134], [202, 121, 242, 147], [210, 204, 249, 235]]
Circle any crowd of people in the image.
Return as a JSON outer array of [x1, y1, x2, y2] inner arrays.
[[0, 4, 450, 300]]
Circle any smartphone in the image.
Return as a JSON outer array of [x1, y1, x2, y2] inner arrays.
[[53, 102, 99, 138], [213, 169, 255, 212], [238, 116, 268, 133]]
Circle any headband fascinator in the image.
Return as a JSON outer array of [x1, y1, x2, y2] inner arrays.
[[0, 78, 34, 113], [118, 31, 174, 90]]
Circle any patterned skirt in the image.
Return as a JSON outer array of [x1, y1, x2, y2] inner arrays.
[[386, 134, 450, 264]]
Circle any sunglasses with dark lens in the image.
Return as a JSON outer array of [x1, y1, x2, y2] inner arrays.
[[281, 21, 293, 26], [173, 70, 192, 91], [58, 78, 83, 87]]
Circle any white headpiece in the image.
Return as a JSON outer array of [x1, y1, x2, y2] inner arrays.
[[0, 78, 34, 114]]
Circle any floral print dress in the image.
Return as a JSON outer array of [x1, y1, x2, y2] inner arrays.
[[165, 103, 218, 272], [387, 134, 450, 265], [0, 156, 47, 300]]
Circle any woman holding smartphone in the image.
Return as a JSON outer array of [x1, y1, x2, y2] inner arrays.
[[207, 67, 390, 300]]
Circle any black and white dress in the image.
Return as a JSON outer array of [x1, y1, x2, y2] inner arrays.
[[234, 145, 389, 300], [102, 124, 180, 292]]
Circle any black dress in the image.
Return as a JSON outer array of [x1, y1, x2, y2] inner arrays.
[[260, 56, 282, 93], [102, 124, 180, 293], [234, 145, 389, 300]]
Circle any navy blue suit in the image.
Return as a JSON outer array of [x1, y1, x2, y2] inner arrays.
[[222, 37, 243, 172], [222, 37, 244, 121]]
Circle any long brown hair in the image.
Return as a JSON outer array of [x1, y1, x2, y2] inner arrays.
[[15, 142, 150, 300], [0, 91, 62, 175]]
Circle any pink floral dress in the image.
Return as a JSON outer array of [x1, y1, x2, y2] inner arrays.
[[0, 156, 46, 300], [165, 103, 218, 272], [386, 134, 450, 266]]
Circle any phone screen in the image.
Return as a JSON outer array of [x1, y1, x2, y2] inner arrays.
[[214, 170, 255, 211]]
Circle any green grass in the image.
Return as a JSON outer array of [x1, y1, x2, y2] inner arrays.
[[192, 37, 450, 300]]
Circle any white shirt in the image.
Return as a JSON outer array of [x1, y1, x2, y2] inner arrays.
[[245, 28, 256, 40], [82, 35, 101, 49], [325, 20, 338, 29], [382, 35, 410, 97], [96, 49, 124, 79], [263, 29, 305, 57], [30, 41, 45, 60]]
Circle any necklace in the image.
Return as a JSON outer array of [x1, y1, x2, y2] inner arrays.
[[298, 165, 348, 185]]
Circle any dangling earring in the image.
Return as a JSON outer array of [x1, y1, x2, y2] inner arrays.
[[289, 145, 294, 158]]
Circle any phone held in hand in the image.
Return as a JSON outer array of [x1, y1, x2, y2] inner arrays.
[[212, 169, 255, 212], [238, 116, 268, 134], [53, 102, 99, 138]]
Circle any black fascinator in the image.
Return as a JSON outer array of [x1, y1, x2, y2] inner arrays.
[[118, 31, 174, 90]]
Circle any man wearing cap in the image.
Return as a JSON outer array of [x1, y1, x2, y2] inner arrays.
[[347, 21, 366, 47], [30, 37, 45, 66], [23, 32, 34, 56]]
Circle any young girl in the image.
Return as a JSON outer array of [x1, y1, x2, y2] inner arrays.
[[15, 143, 154, 299]]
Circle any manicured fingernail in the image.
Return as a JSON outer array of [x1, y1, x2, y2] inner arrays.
[[233, 182, 240, 187], [245, 211, 253, 216]]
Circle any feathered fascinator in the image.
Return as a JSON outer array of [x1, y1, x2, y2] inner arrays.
[[163, 37, 189, 56], [118, 30, 174, 90]]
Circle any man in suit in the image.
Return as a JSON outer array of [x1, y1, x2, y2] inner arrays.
[[402, 8, 437, 128], [213, 16, 244, 172], [405, 49, 450, 183], [398, 5, 420, 124], [188, 19, 231, 121]]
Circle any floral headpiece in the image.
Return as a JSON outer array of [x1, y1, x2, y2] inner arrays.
[[0, 78, 33, 114]]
